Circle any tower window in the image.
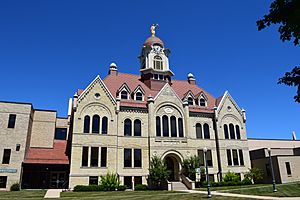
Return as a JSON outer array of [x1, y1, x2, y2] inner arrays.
[[92, 115, 100, 134], [121, 91, 128, 99], [187, 97, 194, 105], [153, 55, 163, 70], [199, 98, 206, 106], [178, 118, 184, 137], [229, 123, 235, 139], [124, 119, 132, 136], [196, 123, 202, 139], [156, 116, 161, 137], [84, 115, 90, 133], [102, 117, 108, 134], [162, 115, 169, 137], [170, 116, 177, 137], [8, 114, 16, 128], [203, 123, 210, 139], [134, 119, 142, 136]]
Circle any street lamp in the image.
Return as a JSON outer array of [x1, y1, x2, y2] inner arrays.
[[203, 147, 211, 198], [267, 148, 277, 192]]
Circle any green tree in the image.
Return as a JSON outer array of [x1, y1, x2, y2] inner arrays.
[[181, 155, 201, 181], [244, 168, 264, 184], [148, 156, 170, 189], [257, 0, 300, 102]]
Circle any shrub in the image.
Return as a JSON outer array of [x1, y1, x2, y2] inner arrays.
[[149, 156, 170, 189], [223, 171, 240, 183], [135, 184, 148, 191], [244, 168, 264, 184], [182, 155, 201, 181], [117, 185, 127, 191], [73, 185, 105, 192], [99, 172, 120, 191], [10, 183, 20, 191]]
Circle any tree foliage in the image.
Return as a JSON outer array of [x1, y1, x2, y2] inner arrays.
[[182, 155, 204, 181], [244, 168, 264, 184], [99, 172, 120, 191], [257, 0, 300, 102], [223, 171, 240, 183], [148, 156, 170, 188]]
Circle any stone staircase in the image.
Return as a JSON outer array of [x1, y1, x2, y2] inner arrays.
[[171, 181, 188, 191]]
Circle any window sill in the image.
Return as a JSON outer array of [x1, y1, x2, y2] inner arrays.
[[80, 167, 108, 169], [123, 167, 142, 169], [227, 165, 245, 167]]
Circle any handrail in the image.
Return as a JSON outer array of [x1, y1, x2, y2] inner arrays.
[[180, 174, 195, 190]]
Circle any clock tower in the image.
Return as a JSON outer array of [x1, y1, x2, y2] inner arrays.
[[139, 24, 174, 90]]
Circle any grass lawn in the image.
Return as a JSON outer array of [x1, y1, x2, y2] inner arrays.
[[196, 184, 269, 191], [60, 190, 256, 200], [222, 182, 300, 197], [0, 190, 46, 200]]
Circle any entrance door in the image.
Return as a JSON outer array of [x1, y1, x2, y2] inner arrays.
[[165, 157, 175, 181], [50, 172, 66, 188]]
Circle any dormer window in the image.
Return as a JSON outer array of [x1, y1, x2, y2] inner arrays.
[[121, 91, 128, 99], [135, 92, 143, 101], [153, 55, 163, 70], [199, 98, 206, 106], [188, 97, 194, 105]]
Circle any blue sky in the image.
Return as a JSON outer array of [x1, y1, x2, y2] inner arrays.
[[0, 1, 299, 139]]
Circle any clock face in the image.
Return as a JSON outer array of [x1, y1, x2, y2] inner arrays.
[[153, 45, 162, 54]]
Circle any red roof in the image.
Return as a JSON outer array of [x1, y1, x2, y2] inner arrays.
[[78, 72, 222, 113], [24, 140, 69, 165]]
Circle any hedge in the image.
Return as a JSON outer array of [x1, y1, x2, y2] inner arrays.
[[135, 184, 148, 191], [74, 185, 128, 192]]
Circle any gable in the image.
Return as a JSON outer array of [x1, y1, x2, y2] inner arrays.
[[216, 91, 243, 118]]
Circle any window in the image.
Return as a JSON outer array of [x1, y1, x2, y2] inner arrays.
[[89, 176, 98, 185], [170, 116, 177, 137], [82, 147, 88, 167], [187, 97, 194, 105], [134, 149, 142, 167], [124, 176, 132, 189], [134, 176, 142, 186], [134, 119, 141, 136], [102, 117, 108, 134], [236, 125, 241, 139], [227, 149, 232, 166], [55, 128, 67, 140], [153, 55, 163, 70], [232, 149, 239, 166], [229, 123, 235, 139], [286, 162, 292, 175], [16, 144, 20, 151], [92, 115, 100, 134], [199, 98, 206, 106], [124, 119, 132, 136], [162, 115, 169, 137], [198, 150, 205, 166], [203, 123, 210, 139], [239, 150, 244, 166], [224, 124, 229, 139], [101, 147, 107, 167], [124, 149, 132, 167], [159, 74, 164, 80], [90, 147, 99, 167], [7, 114, 16, 128], [0, 176, 7, 188], [196, 123, 202, 139], [178, 118, 184, 137], [206, 150, 213, 167], [83, 115, 90, 133], [156, 116, 161, 137], [2, 149, 11, 164], [121, 91, 128, 99], [135, 92, 143, 101]]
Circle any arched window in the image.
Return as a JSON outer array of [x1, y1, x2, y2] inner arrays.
[[83, 115, 90, 133], [229, 123, 235, 139], [153, 55, 163, 70], [236, 125, 241, 139], [199, 98, 206, 106], [135, 92, 143, 101], [203, 123, 210, 139], [224, 124, 229, 139], [134, 119, 141, 136], [196, 123, 202, 139], [156, 116, 161, 137], [121, 91, 128, 99], [178, 118, 184, 137], [124, 119, 132, 136], [162, 115, 169, 137], [188, 97, 194, 105], [170, 116, 177, 137], [92, 115, 100, 133], [102, 116, 108, 134]]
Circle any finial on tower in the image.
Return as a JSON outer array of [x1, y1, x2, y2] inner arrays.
[[151, 24, 159, 36]]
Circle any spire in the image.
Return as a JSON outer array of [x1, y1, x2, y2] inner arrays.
[[151, 24, 159, 36]]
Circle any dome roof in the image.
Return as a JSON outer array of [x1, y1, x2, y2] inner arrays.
[[144, 35, 164, 47]]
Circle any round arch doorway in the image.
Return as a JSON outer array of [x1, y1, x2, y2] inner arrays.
[[164, 153, 182, 181]]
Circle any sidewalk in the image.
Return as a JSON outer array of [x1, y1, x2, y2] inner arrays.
[[44, 189, 62, 198]]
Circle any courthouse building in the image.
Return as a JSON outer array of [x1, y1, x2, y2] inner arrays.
[[0, 27, 252, 190]]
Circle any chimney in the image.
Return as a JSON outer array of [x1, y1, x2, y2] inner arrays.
[[108, 62, 118, 75], [187, 73, 196, 85]]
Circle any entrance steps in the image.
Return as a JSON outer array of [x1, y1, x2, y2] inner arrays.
[[171, 181, 188, 191]]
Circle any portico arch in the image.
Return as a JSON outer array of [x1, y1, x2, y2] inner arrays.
[[161, 150, 183, 181]]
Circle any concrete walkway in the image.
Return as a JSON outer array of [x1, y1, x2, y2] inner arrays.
[[180, 189, 300, 200], [44, 189, 62, 198]]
